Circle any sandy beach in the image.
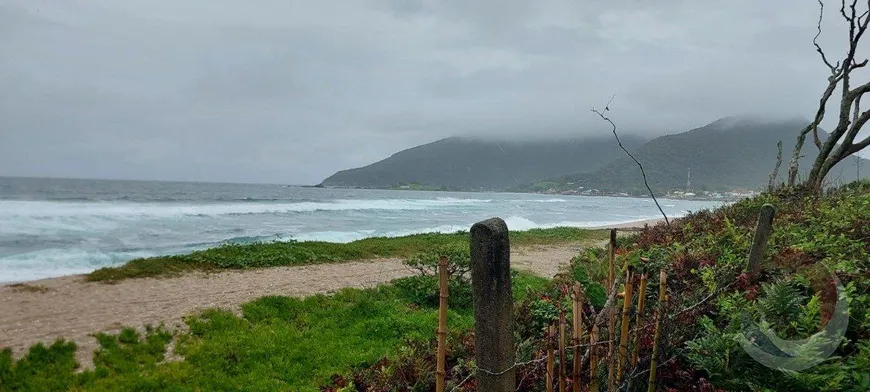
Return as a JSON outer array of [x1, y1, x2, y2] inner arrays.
[[0, 220, 653, 367], [589, 217, 665, 230]]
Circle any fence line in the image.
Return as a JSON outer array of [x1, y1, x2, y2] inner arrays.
[[435, 208, 772, 391], [437, 264, 670, 391]]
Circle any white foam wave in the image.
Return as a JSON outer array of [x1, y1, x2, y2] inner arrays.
[[0, 248, 155, 283], [436, 197, 492, 203], [286, 214, 680, 244], [0, 198, 492, 220], [289, 223, 471, 243], [501, 216, 670, 230]]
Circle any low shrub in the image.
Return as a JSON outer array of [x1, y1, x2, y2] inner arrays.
[[397, 244, 474, 309]]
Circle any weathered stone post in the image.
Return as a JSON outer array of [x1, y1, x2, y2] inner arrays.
[[470, 217, 515, 391], [746, 204, 776, 282]]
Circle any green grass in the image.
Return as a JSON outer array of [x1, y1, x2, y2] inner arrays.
[[0, 272, 550, 392], [87, 227, 607, 282]]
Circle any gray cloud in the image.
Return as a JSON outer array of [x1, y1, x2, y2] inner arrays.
[[0, 0, 863, 184]]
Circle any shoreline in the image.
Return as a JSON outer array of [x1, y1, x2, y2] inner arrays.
[[1, 217, 662, 285], [586, 217, 665, 230], [0, 217, 664, 288], [0, 218, 660, 367], [321, 185, 736, 202]]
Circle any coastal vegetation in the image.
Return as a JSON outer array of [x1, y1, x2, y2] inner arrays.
[[4, 182, 870, 390], [319, 181, 870, 391], [86, 227, 608, 282], [0, 271, 548, 391]]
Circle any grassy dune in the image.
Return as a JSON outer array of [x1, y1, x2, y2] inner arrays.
[[87, 227, 608, 282], [0, 273, 549, 391]]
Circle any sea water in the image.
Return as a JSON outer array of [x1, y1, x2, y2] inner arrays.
[[0, 177, 723, 282]]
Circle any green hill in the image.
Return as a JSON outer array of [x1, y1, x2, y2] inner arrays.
[[518, 117, 870, 194], [319, 136, 646, 191]]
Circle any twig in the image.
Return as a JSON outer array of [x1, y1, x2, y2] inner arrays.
[[476, 357, 548, 377], [592, 274, 625, 328], [592, 97, 670, 227], [815, 0, 841, 72], [449, 370, 476, 392], [669, 281, 736, 321], [768, 141, 783, 191], [630, 347, 686, 379]]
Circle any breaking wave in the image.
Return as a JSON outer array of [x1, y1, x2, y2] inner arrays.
[[0, 198, 493, 220]]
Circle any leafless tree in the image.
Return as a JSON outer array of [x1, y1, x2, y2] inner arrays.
[[787, 0, 870, 190], [769, 141, 784, 191]]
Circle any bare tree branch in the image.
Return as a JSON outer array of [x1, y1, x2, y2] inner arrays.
[[840, 0, 851, 22], [787, 72, 844, 184], [769, 141, 783, 191], [788, 0, 870, 189], [592, 97, 670, 227], [816, 0, 841, 71], [846, 109, 870, 154], [850, 79, 870, 97]]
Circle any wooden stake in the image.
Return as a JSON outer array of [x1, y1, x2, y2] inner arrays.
[[547, 325, 555, 392], [436, 256, 449, 392], [590, 325, 599, 392], [572, 283, 583, 392], [648, 270, 668, 392], [607, 229, 616, 392], [616, 270, 634, 384], [631, 274, 648, 367], [747, 204, 776, 283], [559, 311, 567, 392], [609, 230, 617, 286]]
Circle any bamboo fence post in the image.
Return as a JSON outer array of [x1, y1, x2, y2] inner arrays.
[[647, 270, 668, 392], [590, 325, 599, 392], [631, 274, 648, 367], [559, 311, 567, 392], [627, 274, 648, 391], [607, 229, 617, 392], [616, 270, 634, 384], [547, 325, 555, 392], [572, 283, 583, 392], [436, 256, 449, 392]]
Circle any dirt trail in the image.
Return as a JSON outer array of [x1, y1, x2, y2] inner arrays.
[[0, 244, 587, 367]]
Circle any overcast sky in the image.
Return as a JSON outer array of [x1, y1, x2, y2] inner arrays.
[[0, 0, 866, 184]]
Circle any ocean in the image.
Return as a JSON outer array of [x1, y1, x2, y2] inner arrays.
[[0, 177, 724, 282]]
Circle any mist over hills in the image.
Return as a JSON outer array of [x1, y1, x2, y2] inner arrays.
[[319, 136, 647, 191], [518, 117, 870, 194], [321, 117, 870, 193]]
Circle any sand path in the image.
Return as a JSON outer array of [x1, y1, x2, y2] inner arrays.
[[0, 244, 590, 367]]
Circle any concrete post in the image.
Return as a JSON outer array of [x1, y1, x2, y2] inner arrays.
[[470, 217, 515, 391]]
